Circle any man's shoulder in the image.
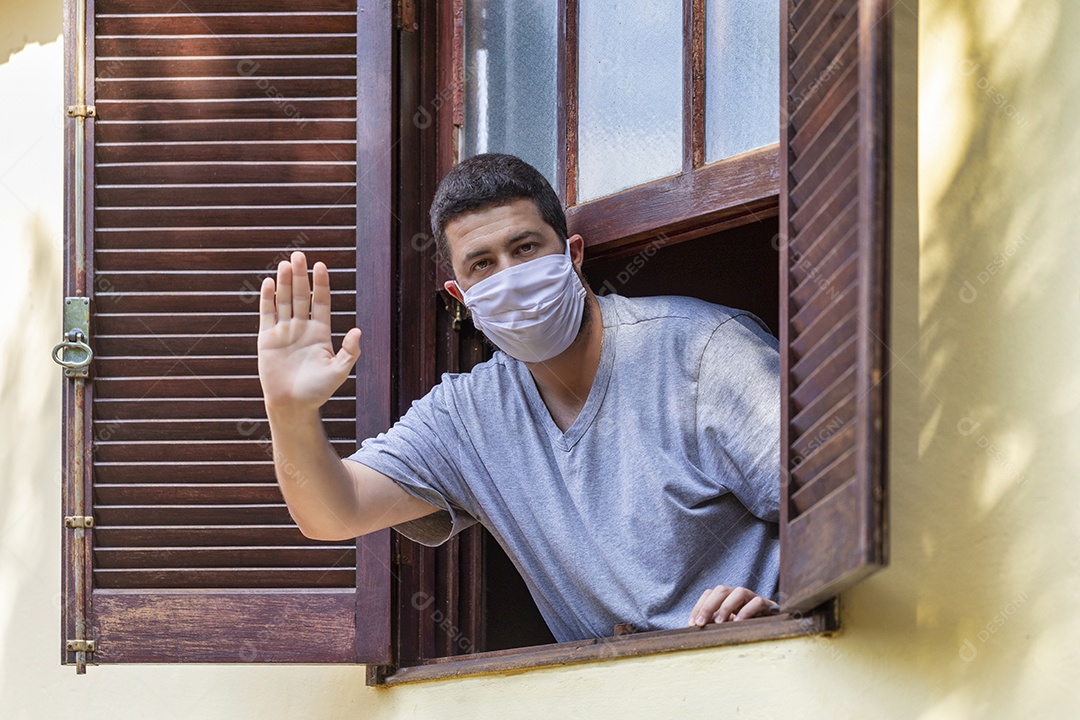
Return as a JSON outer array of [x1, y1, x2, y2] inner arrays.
[[602, 293, 754, 334], [423, 351, 518, 404]]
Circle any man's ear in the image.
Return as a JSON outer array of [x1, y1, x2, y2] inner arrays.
[[568, 234, 585, 270], [444, 279, 464, 304]]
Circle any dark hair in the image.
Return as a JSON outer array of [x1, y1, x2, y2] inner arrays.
[[429, 153, 568, 273]]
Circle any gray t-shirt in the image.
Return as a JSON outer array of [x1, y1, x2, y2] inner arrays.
[[345, 292, 781, 642]]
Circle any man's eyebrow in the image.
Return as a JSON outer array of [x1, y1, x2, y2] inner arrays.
[[462, 231, 542, 263]]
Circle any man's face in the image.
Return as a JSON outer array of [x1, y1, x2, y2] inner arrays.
[[443, 198, 584, 300]]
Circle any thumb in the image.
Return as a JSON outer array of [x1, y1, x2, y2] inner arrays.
[[334, 328, 362, 371]]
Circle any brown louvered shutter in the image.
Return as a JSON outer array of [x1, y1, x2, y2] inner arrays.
[[61, 0, 394, 665], [778, 0, 891, 612]]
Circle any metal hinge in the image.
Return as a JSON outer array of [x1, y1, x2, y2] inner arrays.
[[396, 0, 417, 32], [438, 288, 467, 332], [64, 515, 95, 529], [52, 297, 93, 377], [66, 104, 96, 118], [66, 639, 95, 653]]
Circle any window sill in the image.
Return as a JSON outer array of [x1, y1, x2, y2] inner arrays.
[[377, 600, 839, 686]]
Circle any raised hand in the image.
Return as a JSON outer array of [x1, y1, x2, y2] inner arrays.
[[257, 251, 362, 412]]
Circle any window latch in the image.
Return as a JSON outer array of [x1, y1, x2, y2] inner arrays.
[[52, 297, 93, 377]]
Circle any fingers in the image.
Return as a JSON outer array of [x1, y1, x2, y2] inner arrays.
[[688, 586, 777, 627], [713, 587, 760, 623], [259, 277, 276, 333], [689, 585, 735, 626], [334, 328, 362, 372], [276, 260, 293, 322], [291, 251, 311, 320], [311, 261, 332, 326], [733, 595, 777, 621]]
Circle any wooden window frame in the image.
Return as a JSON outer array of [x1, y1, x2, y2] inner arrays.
[[376, 0, 880, 685], [560, 0, 780, 258], [57, 0, 889, 684]]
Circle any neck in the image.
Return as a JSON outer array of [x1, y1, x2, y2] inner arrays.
[[524, 291, 604, 428]]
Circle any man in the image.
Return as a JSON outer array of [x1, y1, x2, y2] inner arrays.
[[257, 153, 781, 643]]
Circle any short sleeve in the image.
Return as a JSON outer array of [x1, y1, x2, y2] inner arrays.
[[344, 380, 479, 547], [695, 313, 781, 522]]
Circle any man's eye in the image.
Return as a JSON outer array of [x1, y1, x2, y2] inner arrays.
[[472, 259, 490, 272], [517, 243, 536, 254]]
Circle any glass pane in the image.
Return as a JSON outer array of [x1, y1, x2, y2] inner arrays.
[[577, 0, 683, 202], [705, 0, 780, 163], [464, 0, 559, 188]]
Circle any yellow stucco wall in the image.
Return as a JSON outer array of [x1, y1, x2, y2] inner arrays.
[[2, 1, 1077, 717]]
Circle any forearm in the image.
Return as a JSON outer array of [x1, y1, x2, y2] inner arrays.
[[266, 403, 360, 540]]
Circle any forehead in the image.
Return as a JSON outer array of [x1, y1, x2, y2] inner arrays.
[[444, 198, 553, 257]]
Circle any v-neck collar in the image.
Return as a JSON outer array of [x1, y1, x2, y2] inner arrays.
[[515, 293, 618, 452]]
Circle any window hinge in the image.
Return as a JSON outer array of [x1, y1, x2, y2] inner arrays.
[[66, 639, 95, 653], [64, 515, 95, 529], [396, 0, 417, 32], [66, 104, 96, 118], [52, 297, 93, 377], [438, 288, 467, 332]]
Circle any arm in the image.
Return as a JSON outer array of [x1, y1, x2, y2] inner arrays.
[[258, 251, 440, 541]]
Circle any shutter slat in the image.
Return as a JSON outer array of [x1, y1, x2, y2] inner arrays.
[[96, 270, 352, 294], [95, 228, 359, 250], [97, 248, 355, 269], [790, 234, 858, 308], [789, 282, 856, 356], [790, 2, 855, 80], [94, 504, 295, 526], [94, 440, 356, 463], [96, 118, 356, 144], [96, 58, 359, 81], [789, 425, 857, 489], [790, 112, 857, 189], [97, 206, 357, 229], [97, 141, 355, 163], [91, 418, 355, 441], [95, 462, 278, 484], [98, 0, 357, 13], [95, 98, 356, 121], [790, 323, 856, 393], [93, 291, 356, 313], [97, 14, 357, 36], [98, 77, 357, 101], [97, 162, 358, 185], [790, 253, 858, 330], [96, 185, 358, 208], [94, 397, 354, 421], [95, 312, 356, 335], [788, 201, 859, 284], [95, 546, 355, 569], [791, 391, 856, 462], [791, 367, 857, 437], [95, 568, 355, 589], [96, 36, 357, 58], [93, 525, 323, 546], [779, 0, 890, 611], [96, 483, 284, 504]]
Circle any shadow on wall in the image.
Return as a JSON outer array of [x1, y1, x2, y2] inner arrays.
[[838, 0, 1079, 715], [0, 0, 62, 63]]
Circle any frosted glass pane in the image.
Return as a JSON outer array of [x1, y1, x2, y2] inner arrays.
[[464, 0, 558, 188], [705, 0, 780, 163], [577, 0, 683, 201]]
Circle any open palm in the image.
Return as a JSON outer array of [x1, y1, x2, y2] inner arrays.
[[257, 251, 362, 410]]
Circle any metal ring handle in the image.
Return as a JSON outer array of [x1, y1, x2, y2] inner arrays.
[[52, 332, 93, 370]]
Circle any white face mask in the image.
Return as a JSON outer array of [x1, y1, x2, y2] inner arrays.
[[452, 240, 587, 363]]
